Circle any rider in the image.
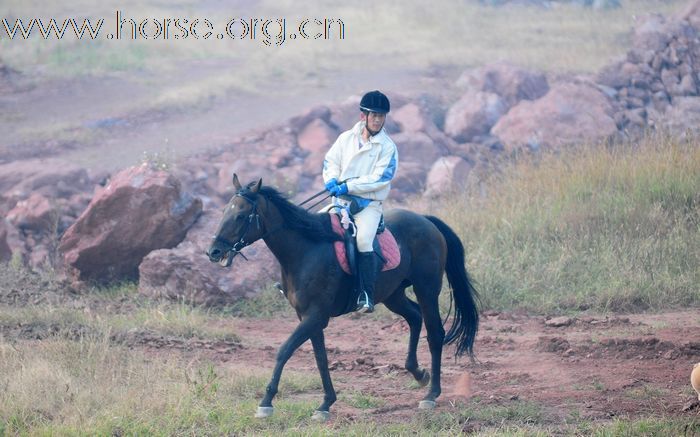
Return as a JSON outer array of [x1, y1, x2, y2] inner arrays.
[[322, 90, 399, 313]]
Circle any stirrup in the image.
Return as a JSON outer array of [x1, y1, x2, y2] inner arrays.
[[357, 292, 374, 314], [358, 302, 374, 314]]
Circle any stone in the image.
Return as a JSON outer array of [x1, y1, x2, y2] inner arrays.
[[423, 156, 473, 197], [444, 91, 507, 142], [457, 62, 549, 106]]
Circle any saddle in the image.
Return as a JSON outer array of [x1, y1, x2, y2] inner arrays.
[[329, 213, 400, 276]]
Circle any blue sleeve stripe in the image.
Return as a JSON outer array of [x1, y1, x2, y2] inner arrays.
[[378, 153, 397, 182], [322, 159, 328, 172]]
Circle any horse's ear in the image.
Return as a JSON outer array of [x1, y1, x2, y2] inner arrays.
[[251, 178, 262, 193], [232, 173, 242, 190]]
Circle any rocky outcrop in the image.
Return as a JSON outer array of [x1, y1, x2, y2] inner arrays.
[[596, 7, 700, 134], [59, 164, 202, 284], [492, 82, 618, 151]]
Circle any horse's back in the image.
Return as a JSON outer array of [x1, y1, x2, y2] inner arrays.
[[384, 208, 447, 259], [384, 209, 441, 233]]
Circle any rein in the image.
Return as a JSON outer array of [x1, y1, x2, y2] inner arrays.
[[297, 177, 357, 212], [297, 188, 329, 210]]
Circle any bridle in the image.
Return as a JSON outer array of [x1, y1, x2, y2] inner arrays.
[[212, 192, 265, 265]]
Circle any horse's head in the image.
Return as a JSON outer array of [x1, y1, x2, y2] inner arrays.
[[207, 174, 266, 267]]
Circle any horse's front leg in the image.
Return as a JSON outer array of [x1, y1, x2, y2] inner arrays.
[[256, 313, 328, 418], [309, 330, 336, 421]]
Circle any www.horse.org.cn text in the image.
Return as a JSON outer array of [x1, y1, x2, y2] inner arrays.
[[0, 11, 346, 46]]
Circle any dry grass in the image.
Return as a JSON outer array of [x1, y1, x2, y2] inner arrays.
[[433, 134, 700, 313]]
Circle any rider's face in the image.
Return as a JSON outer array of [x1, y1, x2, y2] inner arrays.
[[362, 111, 386, 133]]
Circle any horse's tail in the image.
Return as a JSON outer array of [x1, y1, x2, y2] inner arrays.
[[424, 215, 480, 358]]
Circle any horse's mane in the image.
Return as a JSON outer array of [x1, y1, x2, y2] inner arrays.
[[242, 184, 340, 242]]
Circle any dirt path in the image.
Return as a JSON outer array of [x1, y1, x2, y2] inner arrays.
[[213, 310, 700, 426], [0, 59, 445, 171]]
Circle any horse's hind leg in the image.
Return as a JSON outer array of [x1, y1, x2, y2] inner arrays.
[[414, 282, 445, 408], [383, 289, 430, 386], [309, 330, 336, 421]]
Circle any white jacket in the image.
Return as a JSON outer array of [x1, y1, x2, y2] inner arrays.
[[322, 121, 399, 205]]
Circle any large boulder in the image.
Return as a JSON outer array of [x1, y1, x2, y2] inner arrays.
[[390, 161, 428, 198], [59, 164, 202, 284], [390, 131, 445, 171], [491, 82, 618, 152], [444, 91, 507, 142], [297, 118, 337, 154], [297, 118, 338, 175], [392, 102, 455, 154], [424, 156, 473, 197], [457, 62, 549, 107], [138, 210, 278, 306]]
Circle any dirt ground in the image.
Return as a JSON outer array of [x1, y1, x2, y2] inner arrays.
[[1, 271, 699, 431], [221, 309, 700, 426]]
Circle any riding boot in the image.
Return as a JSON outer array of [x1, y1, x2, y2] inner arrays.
[[357, 251, 378, 313]]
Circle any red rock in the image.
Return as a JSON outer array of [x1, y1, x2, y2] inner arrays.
[[457, 62, 549, 106], [491, 82, 617, 152], [444, 91, 507, 142], [424, 156, 473, 197], [58, 164, 202, 284]]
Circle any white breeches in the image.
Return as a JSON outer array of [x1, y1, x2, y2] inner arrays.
[[353, 201, 383, 252]]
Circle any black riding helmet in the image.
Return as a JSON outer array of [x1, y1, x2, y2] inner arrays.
[[360, 90, 390, 114]]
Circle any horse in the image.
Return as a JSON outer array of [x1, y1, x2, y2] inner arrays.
[[207, 174, 479, 421]]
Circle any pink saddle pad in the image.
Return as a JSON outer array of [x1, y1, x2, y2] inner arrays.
[[330, 213, 400, 275]]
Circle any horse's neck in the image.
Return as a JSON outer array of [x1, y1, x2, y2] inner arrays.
[[261, 206, 313, 270]]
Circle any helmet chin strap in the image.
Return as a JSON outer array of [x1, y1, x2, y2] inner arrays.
[[363, 117, 384, 138]]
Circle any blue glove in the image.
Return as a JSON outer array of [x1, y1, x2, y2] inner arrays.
[[324, 178, 338, 192], [330, 182, 348, 197]]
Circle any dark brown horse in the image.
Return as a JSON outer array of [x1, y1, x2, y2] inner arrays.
[[207, 175, 479, 421]]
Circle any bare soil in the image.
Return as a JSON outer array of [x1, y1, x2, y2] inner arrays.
[[221, 309, 700, 426], [1, 274, 699, 430]]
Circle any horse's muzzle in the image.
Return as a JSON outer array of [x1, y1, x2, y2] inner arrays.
[[207, 246, 234, 267]]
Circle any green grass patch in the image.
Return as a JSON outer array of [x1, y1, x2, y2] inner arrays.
[[342, 391, 386, 409]]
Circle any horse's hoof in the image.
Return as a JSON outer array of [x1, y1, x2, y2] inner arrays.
[[419, 370, 431, 387], [254, 406, 274, 418], [311, 410, 330, 422], [418, 400, 436, 410]]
